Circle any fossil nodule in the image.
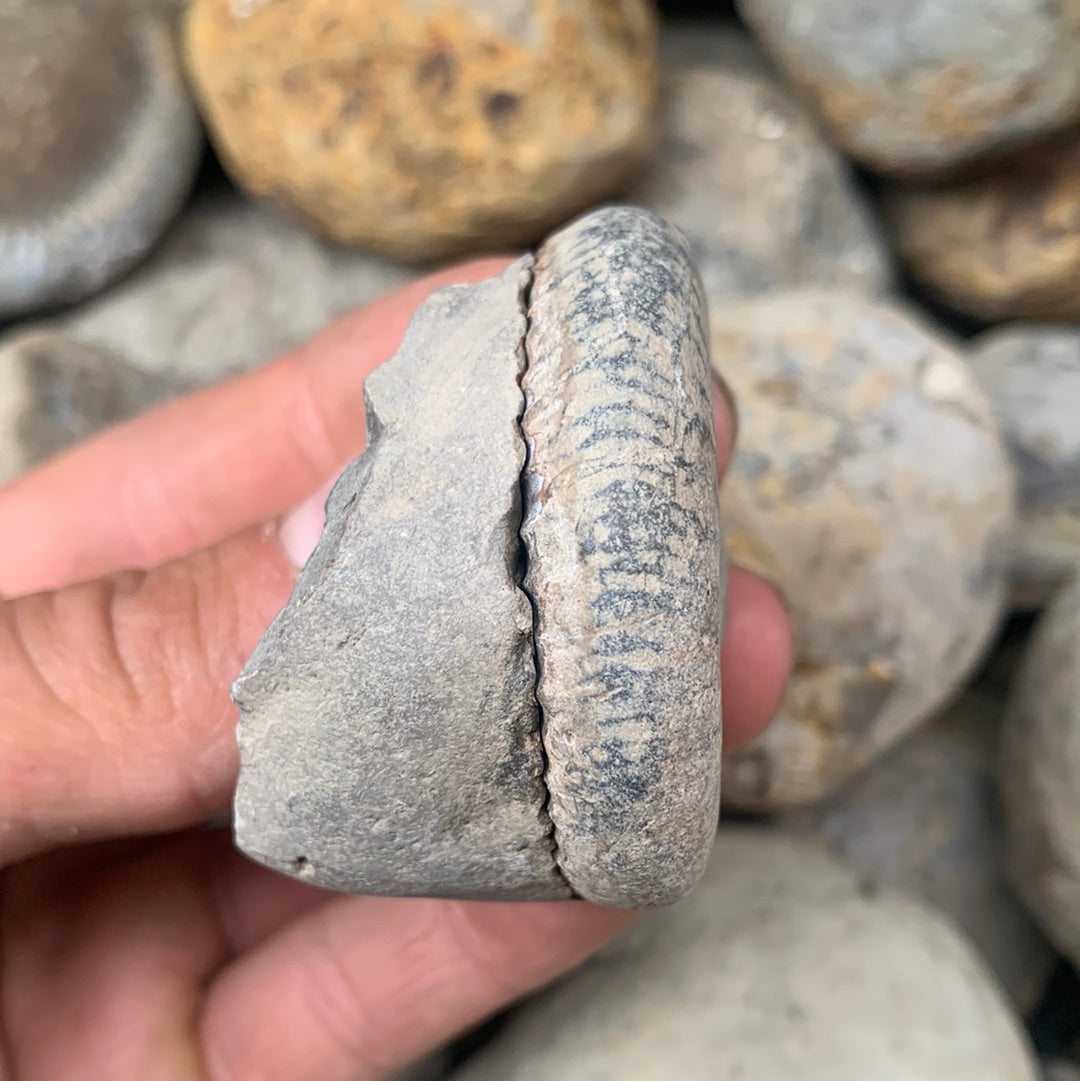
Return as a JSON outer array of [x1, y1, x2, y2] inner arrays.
[[231, 206, 726, 907]]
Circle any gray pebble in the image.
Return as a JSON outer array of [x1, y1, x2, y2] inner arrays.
[[782, 685, 1055, 1012], [0, 327, 178, 482], [736, 0, 1080, 174], [634, 25, 890, 300], [970, 325, 1080, 607], [57, 189, 417, 385], [232, 207, 724, 904], [0, 0, 202, 317], [712, 290, 1014, 810], [1001, 576, 1080, 970], [449, 829, 1038, 1081]]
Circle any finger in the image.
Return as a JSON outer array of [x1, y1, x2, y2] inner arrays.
[[0, 259, 512, 597], [201, 892, 634, 1081], [720, 567, 793, 753]]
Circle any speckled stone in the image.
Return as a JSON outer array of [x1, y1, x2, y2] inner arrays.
[[633, 25, 890, 301], [0, 0, 202, 318], [233, 207, 724, 903], [713, 290, 1015, 810], [183, 0, 658, 259], [0, 327, 178, 483], [1001, 577, 1080, 970], [58, 189, 416, 385], [449, 829, 1039, 1081], [782, 685, 1055, 1012], [885, 138, 1080, 321], [522, 206, 724, 907], [736, 0, 1080, 175], [970, 325, 1080, 607]]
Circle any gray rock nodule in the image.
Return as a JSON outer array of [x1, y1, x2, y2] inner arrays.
[[232, 206, 725, 906]]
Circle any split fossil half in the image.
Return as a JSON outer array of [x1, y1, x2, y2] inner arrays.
[[232, 206, 726, 907]]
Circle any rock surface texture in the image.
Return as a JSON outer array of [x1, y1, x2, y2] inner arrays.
[[712, 290, 1014, 810], [0, 327, 177, 483], [0, 0, 202, 317], [971, 326, 1080, 607], [886, 139, 1080, 321], [183, 0, 658, 259], [634, 25, 890, 301], [233, 207, 724, 904], [53, 190, 416, 384], [522, 208, 724, 907], [449, 829, 1039, 1081], [1001, 577, 1080, 969], [736, 0, 1080, 174], [783, 685, 1054, 1012]]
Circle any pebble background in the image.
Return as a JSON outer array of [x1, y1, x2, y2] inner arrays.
[[3, 0, 1080, 1076]]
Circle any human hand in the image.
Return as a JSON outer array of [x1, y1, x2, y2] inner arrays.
[[0, 261, 792, 1081]]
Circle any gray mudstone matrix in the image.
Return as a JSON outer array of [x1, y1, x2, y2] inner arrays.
[[231, 206, 726, 908]]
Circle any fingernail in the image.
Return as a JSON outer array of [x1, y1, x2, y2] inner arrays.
[[279, 476, 338, 570]]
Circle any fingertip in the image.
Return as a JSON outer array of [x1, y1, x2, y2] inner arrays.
[[720, 565, 793, 754]]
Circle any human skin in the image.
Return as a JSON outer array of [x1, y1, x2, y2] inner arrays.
[[0, 260, 792, 1081]]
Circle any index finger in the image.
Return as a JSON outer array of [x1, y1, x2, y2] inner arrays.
[[0, 259, 511, 597]]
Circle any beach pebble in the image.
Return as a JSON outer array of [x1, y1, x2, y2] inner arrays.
[[0, 327, 177, 483], [712, 290, 1014, 810], [0, 0, 202, 318], [1001, 576, 1080, 970], [736, 0, 1080, 174], [969, 325, 1080, 607], [58, 189, 416, 385], [449, 829, 1038, 1081], [885, 138, 1080, 321], [782, 685, 1055, 1012], [183, 0, 657, 259], [633, 25, 890, 301]]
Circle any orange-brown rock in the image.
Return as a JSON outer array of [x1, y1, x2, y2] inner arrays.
[[183, 0, 657, 259], [886, 138, 1080, 321]]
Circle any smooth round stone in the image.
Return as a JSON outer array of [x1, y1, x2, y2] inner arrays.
[[449, 829, 1038, 1081], [970, 325, 1080, 607], [632, 25, 890, 301], [0, 327, 178, 482], [58, 189, 417, 385], [1001, 576, 1080, 970], [885, 138, 1080, 321], [736, 0, 1080, 174], [0, 0, 202, 318], [713, 290, 1014, 810], [782, 685, 1055, 1012], [183, 0, 657, 260]]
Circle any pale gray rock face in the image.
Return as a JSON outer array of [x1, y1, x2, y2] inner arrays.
[[523, 207, 724, 907], [449, 829, 1038, 1081], [713, 290, 1015, 810], [0, 328, 178, 483], [783, 685, 1054, 1012], [0, 0, 202, 317], [970, 326, 1080, 607], [233, 207, 724, 903], [736, 0, 1080, 174], [1001, 577, 1080, 969], [233, 258, 567, 900], [633, 26, 890, 301], [57, 190, 417, 385]]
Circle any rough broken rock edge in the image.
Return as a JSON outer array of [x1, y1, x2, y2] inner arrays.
[[231, 206, 726, 907]]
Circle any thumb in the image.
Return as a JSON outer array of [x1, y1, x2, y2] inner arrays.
[[0, 510, 317, 868]]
